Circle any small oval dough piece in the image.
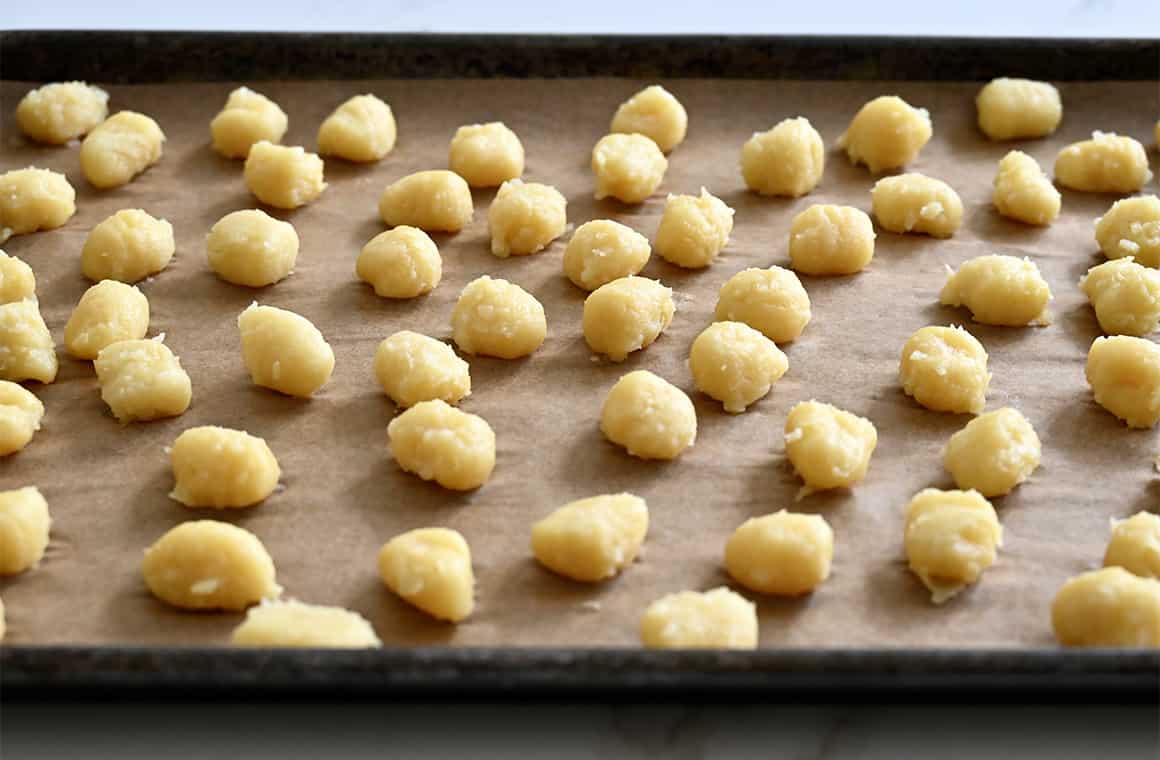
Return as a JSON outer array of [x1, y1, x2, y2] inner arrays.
[[740, 117, 825, 197], [210, 86, 288, 159], [318, 94, 396, 163], [374, 330, 470, 407], [531, 493, 649, 582], [451, 275, 546, 359], [784, 400, 877, 492], [94, 337, 192, 422], [899, 325, 990, 414], [639, 587, 757, 649], [379, 170, 473, 232], [1080, 258, 1160, 336], [1055, 132, 1152, 194], [563, 220, 651, 291], [16, 81, 109, 144], [243, 141, 327, 209], [942, 407, 1041, 498], [488, 179, 567, 257], [81, 208, 175, 284], [725, 510, 834, 596], [64, 280, 150, 359], [387, 400, 496, 491], [206, 209, 299, 288], [1086, 335, 1160, 428], [654, 188, 735, 269], [837, 95, 931, 173], [357, 226, 442, 299], [1052, 567, 1160, 647], [0, 381, 44, 457], [904, 488, 1002, 604], [600, 370, 696, 460], [0, 300, 58, 384], [448, 122, 524, 187], [231, 599, 381, 648], [378, 527, 474, 622], [237, 303, 334, 398], [0, 486, 50, 576], [582, 276, 674, 361], [788, 204, 875, 276], [689, 321, 787, 413], [1105, 512, 1160, 579], [992, 151, 1061, 226], [1095, 195, 1160, 268], [80, 111, 165, 189], [169, 425, 281, 509], [872, 173, 963, 238], [975, 78, 1062, 140], [0, 251, 36, 304], [591, 133, 667, 204], [940, 254, 1052, 327], [714, 266, 811, 344], [0, 168, 76, 240], [610, 85, 687, 153], [142, 520, 281, 611]]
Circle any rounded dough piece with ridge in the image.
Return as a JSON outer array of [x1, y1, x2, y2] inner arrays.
[[387, 400, 496, 491], [0, 300, 57, 384], [94, 337, 192, 422], [373, 330, 470, 408], [379, 170, 473, 232], [64, 280, 149, 360], [1080, 258, 1160, 336], [1055, 132, 1152, 193], [639, 587, 757, 649], [237, 303, 335, 398], [837, 95, 931, 172], [378, 527, 474, 623], [740, 117, 825, 197], [591, 133, 667, 204], [80, 111, 165, 189], [898, 325, 990, 414], [1095, 196, 1160, 268], [0, 251, 36, 304], [231, 600, 382, 647], [654, 188, 734, 269], [992, 151, 1060, 226], [600, 370, 696, 460], [942, 407, 1041, 497], [0, 381, 44, 456], [357, 226, 442, 299], [488, 180, 567, 258], [1052, 567, 1160, 647], [169, 426, 281, 509], [210, 86, 288, 159], [714, 266, 811, 344], [1085, 335, 1160, 428], [788, 204, 875, 276], [975, 78, 1062, 140], [784, 400, 877, 493], [904, 488, 1002, 604], [1104, 512, 1160, 579], [563, 220, 651, 291], [0, 486, 50, 576], [16, 81, 108, 144], [871, 173, 963, 238], [318, 94, 396, 162], [725, 511, 834, 596], [451, 275, 546, 359], [689, 321, 787, 413], [0, 168, 76, 241], [610, 85, 688, 153], [531, 493, 648, 582], [206, 209, 299, 288], [582, 276, 674, 361], [940, 255, 1052, 327], [81, 209, 175, 284], [448, 122, 524, 187], [243, 141, 327, 209]]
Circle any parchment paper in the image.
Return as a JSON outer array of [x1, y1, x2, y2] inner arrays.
[[1, 78, 1158, 649]]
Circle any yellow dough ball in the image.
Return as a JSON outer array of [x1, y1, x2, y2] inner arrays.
[[379, 170, 473, 232], [871, 173, 963, 238], [600, 370, 696, 460], [904, 488, 1002, 604], [206, 209, 299, 288], [591, 133, 667, 204], [725, 510, 834, 596], [1080, 258, 1160, 336], [243, 141, 327, 209], [640, 587, 757, 649], [582, 276, 674, 361], [610, 85, 688, 153], [169, 426, 281, 509], [899, 325, 990, 414], [318, 94, 396, 163], [94, 337, 191, 422], [689, 321, 787, 413], [1095, 195, 1160, 268], [940, 254, 1052, 327], [654, 188, 734, 269], [373, 330, 470, 407], [942, 407, 1041, 498], [531, 493, 648, 582], [0, 251, 36, 304], [1086, 335, 1160, 428], [0, 300, 57, 384], [80, 111, 165, 189], [0, 486, 50, 575], [1052, 567, 1160, 647], [387, 400, 496, 491], [562, 219, 651, 291], [992, 151, 1061, 226], [488, 179, 567, 258], [81, 208, 175, 284], [448, 122, 524, 187], [16, 81, 109, 144], [975, 78, 1062, 140], [788, 204, 875, 276], [237, 303, 335, 398], [210, 86, 288, 159], [357, 226, 442, 299], [714, 265, 811, 344], [1055, 132, 1152, 193], [231, 599, 382, 648], [378, 527, 474, 622], [451, 275, 546, 359], [1104, 512, 1160, 579], [0, 381, 44, 457], [740, 117, 825, 197], [784, 400, 877, 493], [838, 95, 931, 173], [64, 280, 150, 360], [0, 168, 76, 241]]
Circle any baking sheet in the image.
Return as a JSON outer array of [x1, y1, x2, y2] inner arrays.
[[0, 77, 1157, 650]]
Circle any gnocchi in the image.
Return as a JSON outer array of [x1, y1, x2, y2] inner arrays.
[[81, 208, 175, 284], [1085, 335, 1160, 428], [788, 204, 875, 276], [591, 133, 667, 204], [975, 78, 1062, 140], [714, 266, 811, 344], [1052, 567, 1160, 647], [379, 170, 473, 232], [0, 381, 44, 457], [451, 275, 546, 359], [243, 141, 327, 209], [378, 527, 474, 622], [992, 151, 1061, 226], [838, 95, 931, 172], [1104, 512, 1160, 579], [904, 488, 1002, 603], [357, 226, 442, 298], [1080, 257, 1160, 336], [654, 188, 734, 269], [600, 370, 696, 460], [0, 300, 57, 384], [1095, 195, 1160, 268], [373, 331, 471, 407], [231, 599, 382, 648], [206, 209, 299, 288], [387, 400, 495, 491], [448, 122, 524, 187], [0, 486, 50, 576], [210, 86, 288, 159], [64, 280, 150, 359], [582, 276, 674, 361], [531, 493, 648, 582], [871, 173, 963, 238], [725, 510, 834, 596], [488, 180, 567, 257], [899, 325, 990, 414], [610, 85, 687, 153], [784, 400, 878, 493], [0, 168, 76, 241], [169, 426, 281, 509], [0, 251, 36, 304], [562, 220, 651, 291], [689, 321, 787, 413], [942, 407, 1041, 498], [16, 81, 108, 144], [940, 254, 1052, 327], [94, 337, 192, 422], [639, 587, 757, 649], [740, 117, 825, 197], [318, 94, 396, 163], [1055, 132, 1152, 193], [238, 303, 335, 398], [81, 111, 165, 189]]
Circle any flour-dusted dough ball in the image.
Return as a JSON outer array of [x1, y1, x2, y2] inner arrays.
[[0, 300, 57, 384], [0, 381, 44, 457], [784, 400, 877, 492], [940, 254, 1052, 327], [610, 85, 688, 153], [451, 275, 546, 359], [387, 400, 495, 491], [448, 122, 524, 187], [531, 493, 648, 582], [975, 78, 1062, 141], [1105, 512, 1160, 579], [639, 587, 757, 649], [237, 303, 335, 398], [1095, 195, 1160, 267], [380, 170, 473, 232], [838, 95, 931, 173], [582, 276, 674, 361], [1086, 335, 1160, 428], [317, 94, 396, 163], [1052, 567, 1160, 647], [0, 168, 76, 241], [942, 407, 1040, 498], [243, 141, 327, 210], [740, 117, 825, 197], [1080, 258, 1160, 336], [16, 81, 109, 144], [378, 527, 474, 622], [904, 488, 1002, 604], [80, 111, 165, 189], [600, 370, 696, 460], [94, 337, 191, 422], [1055, 132, 1152, 193], [357, 226, 441, 299], [591, 133, 667, 204], [725, 510, 834, 596], [899, 325, 990, 414], [871, 173, 963, 238], [689, 321, 787, 413], [0, 486, 50, 575], [714, 266, 811, 344], [563, 220, 651, 291], [206, 209, 298, 288], [81, 208, 175, 284], [374, 330, 470, 407], [992, 150, 1061, 226], [0, 251, 36, 304], [231, 599, 382, 648], [169, 426, 280, 509], [488, 179, 567, 257], [142, 520, 281, 611], [654, 188, 734, 269], [210, 87, 288, 159], [64, 280, 150, 359], [788, 204, 875, 276]]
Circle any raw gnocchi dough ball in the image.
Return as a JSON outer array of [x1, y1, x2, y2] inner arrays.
[[639, 587, 757, 649], [243, 141, 327, 210], [1095, 195, 1160, 267], [562, 220, 651, 291], [451, 275, 546, 359], [237, 303, 335, 398], [94, 337, 192, 422], [80, 111, 165, 189], [788, 204, 875, 276], [740, 117, 825, 197], [689, 321, 787, 413], [654, 188, 734, 269], [357, 226, 441, 298], [317, 94, 396, 162], [0, 168, 76, 240], [231, 599, 382, 648], [714, 266, 811, 344], [206, 209, 299, 288], [837, 95, 931, 173], [904, 488, 1002, 604], [210, 86, 288, 160], [448, 122, 524, 187], [379, 170, 473, 232], [16, 81, 109, 144], [1105, 512, 1160, 579], [1080, 258, 1160, 336], [0, 251, 36, 304], [387, 400, 495, 491], [0, 300, 57, 384], [725, 510, 834, 596], [1085, 335, 1160, 428], [1055, 132, 1152, 193], [81, 208, 175, 284], [942, 407, 1041, 498], [0, 486, 50, 575], [600, 370, 696, 460], [992, 151, 1061, 226], [975, 78, 1062, 140], [0, 381, 44, 456], [899, 325, 990, 414], [142, 520, 281, 611], [871, 173, 963, 238], [1052, 567, 1160, 646], [64, 280, 150, 359], [169, 425, 281, 509], [591, 133, 667, 204], [488, 179, 567, 257], [610, 85, 688, 153], [373, 330, 470, 407], [784, 400, 877, 492], [582, 276, 674, 361], [378, 527, 474, 622], [940, 254, 1052, 327], [531, 493, 648, 582]]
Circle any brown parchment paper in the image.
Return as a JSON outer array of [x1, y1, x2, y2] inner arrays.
[[1, 78, 1158, 650]]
